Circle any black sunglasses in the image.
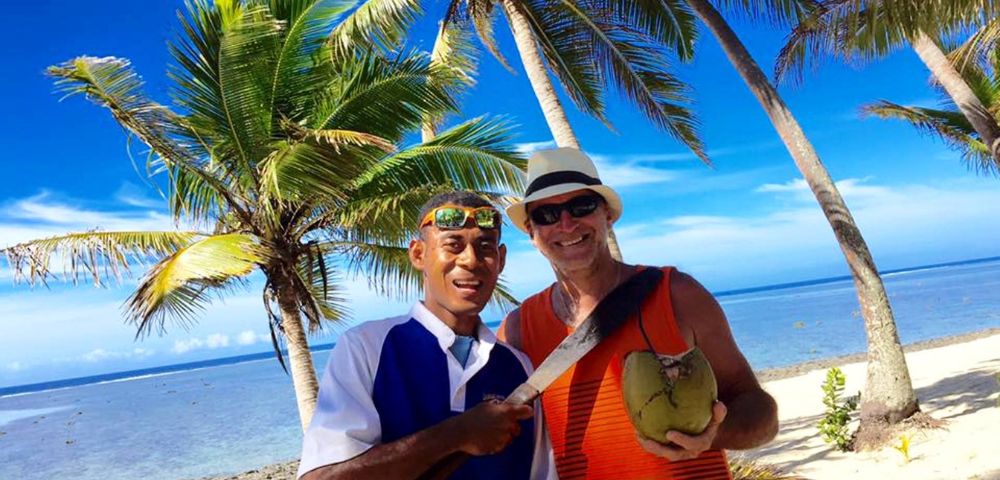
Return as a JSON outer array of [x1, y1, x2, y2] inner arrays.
[[528, 194, 603, 226]]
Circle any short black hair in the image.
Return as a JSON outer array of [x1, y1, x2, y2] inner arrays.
[[417, 191, 500, 236]]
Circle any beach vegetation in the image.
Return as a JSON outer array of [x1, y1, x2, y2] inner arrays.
[[0, 0, 525, 431], [893, 434, 912, 463], [728, 456, 801, 480], [817, 367, 859, 452]]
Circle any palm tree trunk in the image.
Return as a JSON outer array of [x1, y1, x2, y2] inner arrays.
[[499, 0, 625, 261], [685, 0, 918, 430], [911, 30, 1000, 162], [499, 0, 580, 149], [275, 279, 320, 432]]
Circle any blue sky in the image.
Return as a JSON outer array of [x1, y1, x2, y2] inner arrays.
[[2, 1, 999, 387]]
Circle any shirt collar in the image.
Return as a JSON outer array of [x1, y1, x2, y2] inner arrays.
[[409, 302, 497, 349]]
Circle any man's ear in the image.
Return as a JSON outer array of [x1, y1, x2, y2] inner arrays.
[[408, 237, 425, 271], [498, 243, 507, 274]]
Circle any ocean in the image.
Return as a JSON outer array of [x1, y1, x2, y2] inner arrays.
[[2, 258, 999, 479]]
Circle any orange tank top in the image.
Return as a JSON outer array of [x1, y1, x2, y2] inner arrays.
[[508, 266, 731, 480]]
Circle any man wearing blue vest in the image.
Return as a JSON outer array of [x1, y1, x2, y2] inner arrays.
[[298, 192, 555, 480]]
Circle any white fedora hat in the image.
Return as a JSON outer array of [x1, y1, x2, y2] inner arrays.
[[506, 147, 623, 233]]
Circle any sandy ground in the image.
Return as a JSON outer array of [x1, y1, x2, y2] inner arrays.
[[202, 331, 1000, 480], [744, 333, 1000, 480]]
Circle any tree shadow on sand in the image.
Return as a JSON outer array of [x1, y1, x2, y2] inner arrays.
[[744, 356, 999, 475], [914, 357, 1000, 420]]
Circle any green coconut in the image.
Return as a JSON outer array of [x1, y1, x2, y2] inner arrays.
[[622, 347, 718, 439]]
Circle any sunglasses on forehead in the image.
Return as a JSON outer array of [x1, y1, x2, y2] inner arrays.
[[420, 205, 501, 230], [528, 194, 603, 226]]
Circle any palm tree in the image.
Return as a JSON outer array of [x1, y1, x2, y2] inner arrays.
[[663, 0, 920, 435], [776, 0, 1000, 164], [0, 0, 525, 431], [862, 50, 1000, 175], [328, 0, 713, 261]]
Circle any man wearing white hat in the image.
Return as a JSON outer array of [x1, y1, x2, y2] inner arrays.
[[499, 148, 778, 479]]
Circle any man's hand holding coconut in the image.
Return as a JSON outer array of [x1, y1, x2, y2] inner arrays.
[[499, 148, 779, 479]]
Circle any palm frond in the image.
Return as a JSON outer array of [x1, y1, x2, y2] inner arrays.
[[259, 139, 381, 205], [862, 100, 997, 173], [327, 184, 449, 246], [425, 19, 481, 140], [712, 0, 810, 26], [353, 117, 526, 203], [215, 4, 282, 174], [327, 0, 421, 58], [127, 233, 264, 336], [2, 231, 199, 287], [606, 0, 698, 61], [548, 0, 709, 162], [49, 56, 196, 166], [950, 16, 1000, 72], [313, 51, 456, 142], [514, 0, 609, 125], [326, 241, 421, 300], [466, 0, 515, 72], [265, 0, 355, 120], [490, 276, 520, 313], [293, 242, 350, 330], [47, 56, 246, 222]]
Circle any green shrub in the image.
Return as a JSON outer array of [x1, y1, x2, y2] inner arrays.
[[817, 367, 858, 451]]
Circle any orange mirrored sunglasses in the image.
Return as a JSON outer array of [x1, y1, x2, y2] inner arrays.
[[420, 205, 501, 230]]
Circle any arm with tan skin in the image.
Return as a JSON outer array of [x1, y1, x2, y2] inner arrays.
[[497, 307, 523, 349], [639, 271, 778, 460], [301, 401, 533, 480]]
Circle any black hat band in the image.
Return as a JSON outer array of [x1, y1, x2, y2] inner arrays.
[[525, 171, 602, 197]]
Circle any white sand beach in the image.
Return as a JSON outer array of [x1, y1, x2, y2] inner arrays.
[[745, 333, 1000, 480]]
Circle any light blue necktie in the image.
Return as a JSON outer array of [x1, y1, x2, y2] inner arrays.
[[449, 335, 475, 367]]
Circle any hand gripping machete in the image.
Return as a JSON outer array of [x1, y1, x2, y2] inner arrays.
[[420, 267, 665, 479]]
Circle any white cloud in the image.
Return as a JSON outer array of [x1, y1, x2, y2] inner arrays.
[[514, 140, 556, 155], [0, 191, 186, 250], [5, 361, 23, 372], [171, 333, 235, 354], [756, 178, 807, 193], [620, 179, 1000, 288], [237, 330, 268, 346], [205, 333, 229, 348], [172, 338, 204, 354], [589, 154, 676, 188], [82, 348, 113, 362], [114, 181, 163, 208], [81, 347, 155, 363]]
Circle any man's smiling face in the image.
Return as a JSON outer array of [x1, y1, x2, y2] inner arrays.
[[526, 189, 612, 274], [409, 220, 506, 326]]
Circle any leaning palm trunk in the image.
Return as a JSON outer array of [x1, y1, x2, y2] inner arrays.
[[274, 275, 320, 431], [911, 30, 1000, 163], [499, 0, 625, 261], [685, 0, 918, 429], [500, 0, 580, 149]]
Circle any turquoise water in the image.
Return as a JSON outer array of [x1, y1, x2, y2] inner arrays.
[[1, 259, 999, 479]]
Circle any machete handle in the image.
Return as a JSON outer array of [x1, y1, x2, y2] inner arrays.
[[418, 382, 540, 480]]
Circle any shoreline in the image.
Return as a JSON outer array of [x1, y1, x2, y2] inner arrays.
[[200, 327, 1000, 480], [755, 327, 1000, 382]]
